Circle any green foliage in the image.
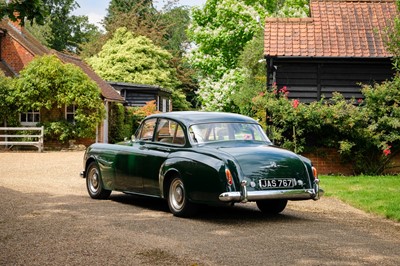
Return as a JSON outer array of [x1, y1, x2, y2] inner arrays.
[[385, 15, 400, 71], [187, 0, 310, 111], [0, 0, 48, 25], [104, 0, 155, 27], [24, 0, 101, 54], [109, 103, 135, 143], [0, 75, 19, 126], [232, 29, 266, 116], [87, 27, 190, 110], [322, 175, 400, 222], [13, 55, 105, 142], [252, 76, 400, 175]]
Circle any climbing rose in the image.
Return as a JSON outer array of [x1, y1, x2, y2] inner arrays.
[[292, 99, 300, 108], [383, 146, 392, 156]]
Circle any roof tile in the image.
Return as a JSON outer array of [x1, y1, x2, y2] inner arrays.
[[265, 0, 398, 58], [0, 19, 123, 102]]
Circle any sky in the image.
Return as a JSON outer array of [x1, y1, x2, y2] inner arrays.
[[73, 0, 207, 28]]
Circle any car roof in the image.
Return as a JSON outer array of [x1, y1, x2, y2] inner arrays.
[[147, 111, 258, 126]]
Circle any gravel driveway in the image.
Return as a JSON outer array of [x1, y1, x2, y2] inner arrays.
[[1, 151, 400, 265]]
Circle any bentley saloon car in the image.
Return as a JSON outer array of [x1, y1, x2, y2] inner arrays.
[[81, 111, 323, 217]]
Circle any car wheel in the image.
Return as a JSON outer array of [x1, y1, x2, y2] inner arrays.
[[256, 199, 287, 214], [86, 162, 111, 199], [167, 176, 196, 217]]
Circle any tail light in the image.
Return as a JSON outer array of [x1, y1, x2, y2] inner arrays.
[[312, 166, 318, 179], [225, 169, 233, 185]]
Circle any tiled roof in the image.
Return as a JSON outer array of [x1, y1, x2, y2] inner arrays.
[[0, 20, 49, 56], [0, 19, 124, 102], [264, 0, 398, 58], [54, 52, 124, 103]]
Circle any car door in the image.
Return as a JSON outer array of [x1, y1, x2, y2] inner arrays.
[[114, 118, 157, 193], [140, 118, 187, 195]]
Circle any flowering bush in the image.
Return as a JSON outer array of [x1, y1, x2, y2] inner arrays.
[[252, 77, 400, 175], [187, 0, 310, 112]]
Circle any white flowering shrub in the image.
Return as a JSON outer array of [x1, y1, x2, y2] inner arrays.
[[197, 68, 244, 111], [187, 0, 310, 112]]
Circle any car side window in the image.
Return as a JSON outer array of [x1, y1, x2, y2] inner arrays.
[[137, 118, 157, 141], [155, 119, 186, 146]]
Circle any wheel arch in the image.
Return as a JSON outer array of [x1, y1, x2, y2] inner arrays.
[[160, 168, 180, 199], [84, 157, 97, 178]]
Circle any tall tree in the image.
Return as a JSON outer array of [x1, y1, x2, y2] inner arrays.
[[87, 27, 190, 110], [40, 0, 100, 53], [20, 0, 100, 54], [104, 0, 155, 26], [187, 0, 310, 111], [0, 0, 48, 25]]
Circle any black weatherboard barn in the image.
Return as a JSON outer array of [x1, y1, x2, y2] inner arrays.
[[109, 82, 172, 112], [264, 0, 398, 103]]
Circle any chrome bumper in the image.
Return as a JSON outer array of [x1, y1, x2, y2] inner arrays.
[[219, 180, 324, 203]]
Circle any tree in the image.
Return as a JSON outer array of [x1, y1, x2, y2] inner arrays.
[[13, 55, 105, 141], [87, 27, 190, 110], [384, 0, 400, 70], [0, 0, 48, 25], [187, 0, 310, 111], [104, 0, 155, 26], [232, 29, 266, 116], [24, 0, 100, 54]]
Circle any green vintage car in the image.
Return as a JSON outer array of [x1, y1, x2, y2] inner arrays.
[[81, 111, 323, 217]]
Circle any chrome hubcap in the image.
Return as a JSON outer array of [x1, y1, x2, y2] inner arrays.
[[170, 179, 184, 211], [88, 169, 99, 193]]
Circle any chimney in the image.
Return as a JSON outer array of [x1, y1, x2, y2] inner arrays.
[[9, 11, 23, 32]]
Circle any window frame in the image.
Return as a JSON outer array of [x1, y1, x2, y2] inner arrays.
[[20, 110, 40, 126]]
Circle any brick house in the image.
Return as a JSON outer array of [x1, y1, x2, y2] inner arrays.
[[0, 18, 124, 144], [264, 0, 397, 103]]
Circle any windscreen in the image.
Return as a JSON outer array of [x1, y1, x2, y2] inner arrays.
[[189, 123, 270, 144]]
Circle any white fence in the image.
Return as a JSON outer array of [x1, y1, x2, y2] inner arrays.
[[0, 126, 44, 152]]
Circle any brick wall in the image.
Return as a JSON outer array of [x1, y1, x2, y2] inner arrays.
[[302, 148, 400, 175], [0, 31, 34, 74], [302, 148, 354, 175]]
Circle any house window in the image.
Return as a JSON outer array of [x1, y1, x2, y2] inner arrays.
[[65, 104, 76, 123], [162, 98, 167, 112], [20, 110, 40, 126]]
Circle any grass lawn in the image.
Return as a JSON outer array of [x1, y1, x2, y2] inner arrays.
[[321, 175, 400, 222]]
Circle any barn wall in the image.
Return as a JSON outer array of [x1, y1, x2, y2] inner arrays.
[[267, 58, 394, 102]]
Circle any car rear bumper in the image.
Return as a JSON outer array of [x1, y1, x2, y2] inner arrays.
[[219, 180, 324, 202]]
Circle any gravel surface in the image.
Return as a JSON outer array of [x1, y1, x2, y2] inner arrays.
[[1, 151, 400, 265]]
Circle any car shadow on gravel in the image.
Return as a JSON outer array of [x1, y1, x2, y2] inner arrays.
[[109, 193, 308, 224]]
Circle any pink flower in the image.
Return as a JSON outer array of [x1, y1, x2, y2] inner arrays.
[[280, 86, 288, 94], [383, 146, 392, 156], [292, 99, 300, 108], [259, 92, 265, 97], [357, 98, 363, 104]]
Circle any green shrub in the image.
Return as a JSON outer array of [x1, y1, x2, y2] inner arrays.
[[109, 103, 135, 143], [252, 76, 400, 175]]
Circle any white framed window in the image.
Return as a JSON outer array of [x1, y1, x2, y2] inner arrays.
[[20, 110, 40, 126], [162, 98, 167, 112], [65, 104, 76, 123]]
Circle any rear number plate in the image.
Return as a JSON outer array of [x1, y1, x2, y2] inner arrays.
[[259, 178, 296, 189]]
